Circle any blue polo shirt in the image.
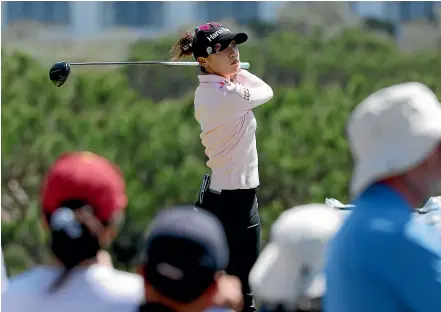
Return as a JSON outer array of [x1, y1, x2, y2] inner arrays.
[[324, 184, 441, 312]]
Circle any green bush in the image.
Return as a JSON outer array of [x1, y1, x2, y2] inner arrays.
[[2, 27, 441, 275]]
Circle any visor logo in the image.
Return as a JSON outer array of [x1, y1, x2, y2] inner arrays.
[[156, 262, 184, 280], [206, 28, 230, 42]]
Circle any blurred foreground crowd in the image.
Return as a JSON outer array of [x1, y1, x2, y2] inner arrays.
[[1, 81, 441, 312]]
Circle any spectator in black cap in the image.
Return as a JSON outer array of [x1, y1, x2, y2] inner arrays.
[[138, 207, 243, 312], [2, 152, 144, 312], [169, 22, 273, 312]]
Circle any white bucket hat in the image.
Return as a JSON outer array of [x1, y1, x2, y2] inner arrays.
[[347, 82, 441, 197], [249, 204, 345, 308]]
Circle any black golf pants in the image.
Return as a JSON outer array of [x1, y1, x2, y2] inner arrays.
[[195, 187, 260, 312]]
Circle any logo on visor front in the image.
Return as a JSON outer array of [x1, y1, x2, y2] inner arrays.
[[206, 28, 230, 42], [214, 43, 221, 53]]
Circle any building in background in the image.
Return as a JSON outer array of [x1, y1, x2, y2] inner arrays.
[[2, 1, 440, 49], [1, 1, 284, 38], [352, 1, 438, 23], [3, 1, 440, 34], [350, 1, 441, 49], [351, 1, 439, 34]]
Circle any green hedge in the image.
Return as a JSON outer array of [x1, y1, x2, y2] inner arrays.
[[2, 27, 441, 275]]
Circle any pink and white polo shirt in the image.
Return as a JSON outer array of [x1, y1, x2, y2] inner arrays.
[[194, 70, 273, 191]]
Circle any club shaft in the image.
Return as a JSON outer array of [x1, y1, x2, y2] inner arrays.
[[68, 61, 250, 69]]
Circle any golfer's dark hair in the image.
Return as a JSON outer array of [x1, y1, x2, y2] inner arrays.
[[45, 200, 105, 293], [169, 31, 195, 61]]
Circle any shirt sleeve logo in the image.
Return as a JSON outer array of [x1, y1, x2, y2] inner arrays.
[[243, 88, 251, 101], [219, 82, 251, 101]]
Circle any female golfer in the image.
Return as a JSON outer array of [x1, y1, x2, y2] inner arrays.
[[2, 152, 143, 312], [170, 22, 273, 312]]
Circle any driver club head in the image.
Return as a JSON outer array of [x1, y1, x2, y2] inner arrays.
[[49, 61, 71, 87]]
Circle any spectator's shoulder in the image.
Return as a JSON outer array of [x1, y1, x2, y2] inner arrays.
[[90, 267, 144, 301], [7, 266, 57, 291], [333, 202, 405, 254], [403, 215, 441, 255], [2, 267, 56, 309], [363, 215, 441, 269]]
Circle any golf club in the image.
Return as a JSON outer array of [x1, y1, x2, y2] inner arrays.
[[48, 60, 251, 87]]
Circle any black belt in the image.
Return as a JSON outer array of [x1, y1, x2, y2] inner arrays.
[[208, 188, 221, 195]]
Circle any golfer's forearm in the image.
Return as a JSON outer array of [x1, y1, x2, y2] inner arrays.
[[240, 84, 273, 108], [228, 71, 273, 109], [236, 70, 267, 88]]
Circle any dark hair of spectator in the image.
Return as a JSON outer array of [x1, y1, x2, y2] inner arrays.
[[43, 199, 114, 293]]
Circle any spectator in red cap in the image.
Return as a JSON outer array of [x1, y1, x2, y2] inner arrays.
[[2, 152, 144, 312]]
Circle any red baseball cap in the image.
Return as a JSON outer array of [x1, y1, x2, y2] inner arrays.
[[41, 151, 128, 222]]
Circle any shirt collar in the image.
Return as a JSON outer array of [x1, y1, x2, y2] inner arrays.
[[354, 183, 414, 214], [198, 74, 229, 83]]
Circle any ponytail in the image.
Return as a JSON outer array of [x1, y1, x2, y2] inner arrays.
[[46, 200, 104, 293], [169, 31, 195, 61]]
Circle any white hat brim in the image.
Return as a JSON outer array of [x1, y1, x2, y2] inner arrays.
[[351, 132, 441, 198], [249, 242, 326, 305]]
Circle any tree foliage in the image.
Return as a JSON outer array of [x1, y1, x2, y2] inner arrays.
[[2, 26, 441, 275]]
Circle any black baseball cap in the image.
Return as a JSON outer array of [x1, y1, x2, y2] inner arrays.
[[193, 22, 248, 59], [141, 207, 229, 302]]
